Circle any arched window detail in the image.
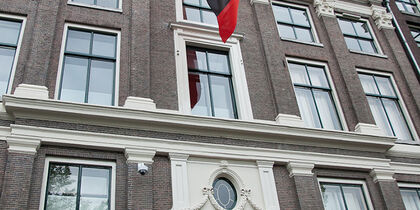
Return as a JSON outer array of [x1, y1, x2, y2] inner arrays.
[[212, 177, 237, 210]]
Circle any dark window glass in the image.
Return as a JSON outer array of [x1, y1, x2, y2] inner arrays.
[[213, 178, 237, 210], [59, 29, 117, 106], [183, 0, 217, 25], [400, 188, 420, 210], [45, 163, 111, 210], [0, 19, 22, 95], [289, 62, 342, 130], [395, 0, 419, 13], [358, 73, 413, 141], [338, 18, 378, 54], [272, 4, 315, 42], [320, 182, 370, 210], [410, 27, 420, 47], [187, 47, 237, 119], [70, 0, 119, 9]]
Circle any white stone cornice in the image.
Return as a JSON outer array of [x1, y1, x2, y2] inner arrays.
[[6, 134, 41, 155], [124, 147, 156, 164], [354, 123, 386, 136], [369, 168, 395, 183], [275, 114, 305, 127], [256, 160, 274, 168], [257, 160, 280, 210], [314, 0, 336, 17], [169, 153, 189, 161], [124, 97, 156, 111], [287, 162, 315, 177], [390, 162, 420, 175], [13, 84, 49, 100], [371, 5, 394, 30], [170, 153, 190, 209], [250, 0, 269, 5]]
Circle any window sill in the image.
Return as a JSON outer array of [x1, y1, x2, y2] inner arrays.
[[67, 1, 122, 13], [400, 10, 420, 17], [349, 49, 388, 58], [281, 38, 324, 47], [177, 20, 219, 30]]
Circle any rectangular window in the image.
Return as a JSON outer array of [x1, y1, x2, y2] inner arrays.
[[0, 17, 24, 95], [187, 47, 237, 119], [399, 184, 420, 210], [288, 61, 343, 130], [272, 3, 317, 43], [69, 0, 120, 9], [410, 27, 420, 47], [338, 18, 378, 54], [396, 0, 419, 14], [358, 73, 414, 141], [320, 182, 371, 210], [183, 0, 217, 25], [58, 26, 118, 106]]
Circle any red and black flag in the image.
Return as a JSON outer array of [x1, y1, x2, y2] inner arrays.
[[206, 0, 240, 43]]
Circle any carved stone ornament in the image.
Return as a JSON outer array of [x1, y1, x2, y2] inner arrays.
[[314, 0, 336, 17], [371, 6, 394, 30]]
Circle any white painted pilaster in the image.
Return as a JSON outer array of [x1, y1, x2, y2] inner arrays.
[[371, 5, 394, 30], [13, 84, 49, 100], [257, 161, 281, 210], [275, 114, 305, 127], [124, 147, 156, 164], [354, 123, 386, 136], [170, 153, 190, 210], [124, 96, 156, 111], [6, 134, 41, 155], [314, 0, 336, 17], [250, 0, 269, 5], [287, 162, 315, 177], [370, 168, 395, 183]]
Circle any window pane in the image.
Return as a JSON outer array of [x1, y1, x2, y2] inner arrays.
[[210, 76, 235, 118], [201, 0, 211, 8], [382, 98, 412, 140], [92, 33, 116, 58], [88, 60, 115, 106], [406, 4, 419, 13], [184, 7, 201, 22], [80, 197, 109, 210], [273, 6, 292, 23], [0, 47, 16, 94], [353, 22, 372, 39], [314, 90, 342, 130], [45, 164, 79, 210], [202, 10, 218, 25], [66, 30, 91, 54], [187, 48, 207, 71], [0, 19, 21, 45], [290, 8, 310, 27], [338, 19, 356, 36], [307, 66, 329, 88], [367, 96, 394, 136], [401, 189, 420, 210], [80, 167, 110, 198], [183, 0, 200, 6], [344, 37, 361, 51], [321, 184, 346, 210], [295, 87, 322, 128], [212, 178, 237, 210], [375, 76, 396, 97], [72, 0, 95, 5], [342, 186, 368, 210], [96, 0, 118, 9], [358, 74, 379, 95], [60, 56, 88, 103], [189, 73, 212, 116], [289, 63, 310, 85], [295, 27, 314, 42], [277, 24, 296, 39], [208, 52, 229, 74], [359, 39, 377, 54]]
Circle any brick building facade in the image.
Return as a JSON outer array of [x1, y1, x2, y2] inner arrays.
[[0, 0, 419, 209]]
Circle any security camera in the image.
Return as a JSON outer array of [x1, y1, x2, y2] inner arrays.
[[138, 163, 149, 175]]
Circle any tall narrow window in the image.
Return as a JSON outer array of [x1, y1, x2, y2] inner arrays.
[[272, 3, 316, 43], [395, 0, 419, 14], [288, 62, 342, 130], [44, 163, 112, 210], [183, 0, 217, 25], [187, 47, 237, 119], [338, 18, 378, 54], [400, 187, 420, 210], [0, 18, 23, 95], [320, 182, 371, 210], [58, 28, 117, 106], [358, 73, 414, 141], [410, 27, 420, 47], [69, 0, 120, 9]]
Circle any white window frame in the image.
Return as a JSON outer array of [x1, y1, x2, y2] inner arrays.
[[67, 0, 123, 13], [173, 24, 253, 120], [286, 57, 349, 131], [39, 156, 117, 210], [0, 13, 26, 96], [175, 0, 219, 29], [271, 1, 322, 46], [318, 177, 375, 210], [54, 23, 121, 106], [357, 68, 419, 143], [336, 14, 385, 57]]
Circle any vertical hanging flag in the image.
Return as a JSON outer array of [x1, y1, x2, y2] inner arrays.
[[206, 0, 240, 43]]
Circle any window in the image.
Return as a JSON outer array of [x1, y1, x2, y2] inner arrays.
[[187, 47, 237, 118], [318, 178, 374, 210], [399, 184, 420, 210], [287, 60, 343, 130], [40, 157, 116, 210], [182, 0, 217, 25], [57, 24, 120, 106], [410, 27, 420, 47], [0, 16, 24, 95], [212, 177, 237, 210], [358, 72, 414, 141], [338, 18, 378, 54], [395, 0, 419, 14], [69, 0, 120, 10], [272, 3, 317, 43]]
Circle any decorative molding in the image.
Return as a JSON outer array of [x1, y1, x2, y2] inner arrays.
[[124, 147, 156, 164], [257, 161, 281, 210], [386, 144, 420, 159], [354, 123, 386, 136], [250, 0, 270, 5], [124, 97, 156, 111], [371, 5, 394, 30], [275, 113, 305, 127], [13, 84, 49, 100], [287, 162, 315, 177], [170, 153, 190, 210], [390, 162, 420, 175], [314, 0, 336, 17], [6, 134, 41, 155], [369, 168, 395, 183]]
